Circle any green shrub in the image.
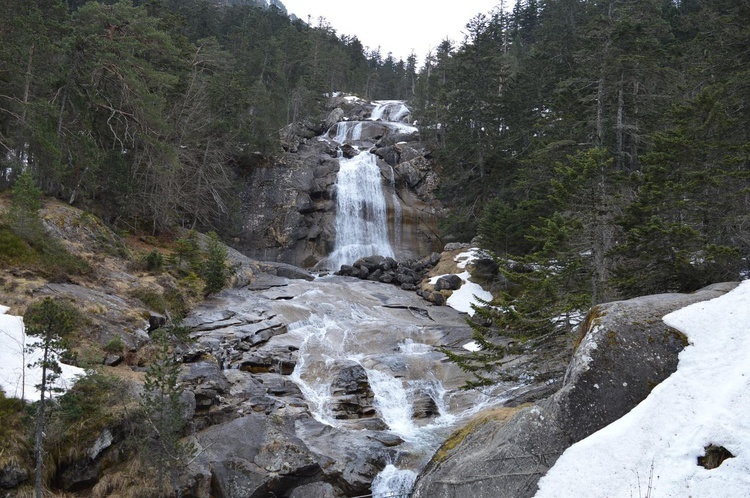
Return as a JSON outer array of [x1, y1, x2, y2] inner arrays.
[[104, 336, 126, 354], [202, 232, 229, 296], [144, 249, 164, 272], [0, 390, 29, 467], [130, 288, 166, 313], [168, 231, 201, 271], [0, 225, 34, 266]]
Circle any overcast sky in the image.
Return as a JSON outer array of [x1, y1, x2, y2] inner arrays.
[[281, 0, 503, 64]]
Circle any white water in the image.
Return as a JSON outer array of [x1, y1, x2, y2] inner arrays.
[[371, 101, 411, 123], [278, 278, 509, 497], [331, 121, 363, 144], [326, 152, 395, 270], [371, 465, 417, 498]]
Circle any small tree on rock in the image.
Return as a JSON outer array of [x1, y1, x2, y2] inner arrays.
[[202, 231, 229, 296], [139, 332, 194, 495]]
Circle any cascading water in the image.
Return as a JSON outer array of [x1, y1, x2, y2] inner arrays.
[[326, 152, 395, 271], [278, 277, 509, 498], [323, 100, 416, 270]]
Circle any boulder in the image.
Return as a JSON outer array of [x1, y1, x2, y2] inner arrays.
[[294, 417, 393, 496], [470, 258, 499, 281], [412, 282, 739, 498], [265, 262, 315, 281], [329, 361, 378, 420], [434, 274, 463, 291], [190, 414, 322, 498], [147, 312, 167, 333], [0, 464, 27, 489], [325, 108, 345, 128], [289, 481, 337, 498], [411, 390, 439, 419], [340, 144, 359, 158]]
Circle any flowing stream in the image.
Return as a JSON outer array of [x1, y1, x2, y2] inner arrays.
[[277, 277, 508, 497]]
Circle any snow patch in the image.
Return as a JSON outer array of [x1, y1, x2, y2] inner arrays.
[[0, 305, 85, 401], [462, 341, 481, 352], [535, 280, 750, 498]]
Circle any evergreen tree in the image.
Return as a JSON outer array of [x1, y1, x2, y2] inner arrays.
[[139, 332, 194, 494], [202, 231, 230, 296], [24, 298, 78, 498]]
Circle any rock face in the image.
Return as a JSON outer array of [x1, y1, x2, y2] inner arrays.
[[235, 96, 443, 268], [412, 282, 739, 498], [176, 271, 531, 497]]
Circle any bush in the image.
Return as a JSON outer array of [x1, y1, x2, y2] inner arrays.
[[144, 249, 164, 272], [0, 390, 29, 467], [130, 288, 166, 314], [104, 336, 126, 354], [202, 232, 229, 296]]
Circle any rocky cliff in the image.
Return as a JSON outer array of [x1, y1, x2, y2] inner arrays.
[[234, 95, 444, 268]]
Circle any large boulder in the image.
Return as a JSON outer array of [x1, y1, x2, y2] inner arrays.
[[189, 414, 322, 498], [412, 282, 739, 498]]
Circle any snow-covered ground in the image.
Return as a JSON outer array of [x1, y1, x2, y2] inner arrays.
[[535, 279, 750, 497], [0, 305, 85, 401], [429, 248, 493, 318]]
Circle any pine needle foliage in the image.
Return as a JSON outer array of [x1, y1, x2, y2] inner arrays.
[[444, 255, 589, 389], [138, 332, 194, 493], [201, 231, 229, 296]]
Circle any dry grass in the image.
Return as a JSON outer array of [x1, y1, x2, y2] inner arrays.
[[91, 456, 170, 498], [431, 405, 527, 465]]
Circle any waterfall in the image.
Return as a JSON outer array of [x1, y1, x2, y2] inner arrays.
[[323, 100, 418, 270], [371, 465, 417, 497], [326, 153, 395, 270], [282, 283, 507, 497], [371, 101, 411, 123], [331, 121, 363, 144]]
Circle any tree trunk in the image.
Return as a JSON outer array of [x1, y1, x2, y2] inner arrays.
[[616, 74, 624, 170], [16, 42, 35, 162], [34, 346, 48, 498]]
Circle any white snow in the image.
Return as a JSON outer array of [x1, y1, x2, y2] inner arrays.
[[429, 249, 492, 317], [0, 305, 85, 401], [535, 279, 750, 498], [462, 341, 481, 352]]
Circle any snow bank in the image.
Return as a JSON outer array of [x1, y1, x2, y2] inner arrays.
[[429, 249, 492, 317], [0, 305, 85, 401], [535, 280, 750, 497]]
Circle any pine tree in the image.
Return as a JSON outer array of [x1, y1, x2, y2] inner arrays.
[[202, 231, 230, 296], [139, 332, 194, 494], [24, 298, 78, 498]]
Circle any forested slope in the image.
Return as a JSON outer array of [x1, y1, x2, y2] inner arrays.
[[2, 0, 747, 329], [410, 0, 749, 303], [0, 0, 419, 234]]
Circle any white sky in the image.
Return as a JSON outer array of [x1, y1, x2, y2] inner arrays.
[[281, 0, 504, 64]]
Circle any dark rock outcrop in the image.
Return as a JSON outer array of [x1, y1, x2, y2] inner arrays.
[[235, 97, 444, 268], [412, 282, 739, 498], [0, 464, 27, 489], [434, 274, 462, 291], [336, 252, 441, 291], [189, 414, 323, 498]]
